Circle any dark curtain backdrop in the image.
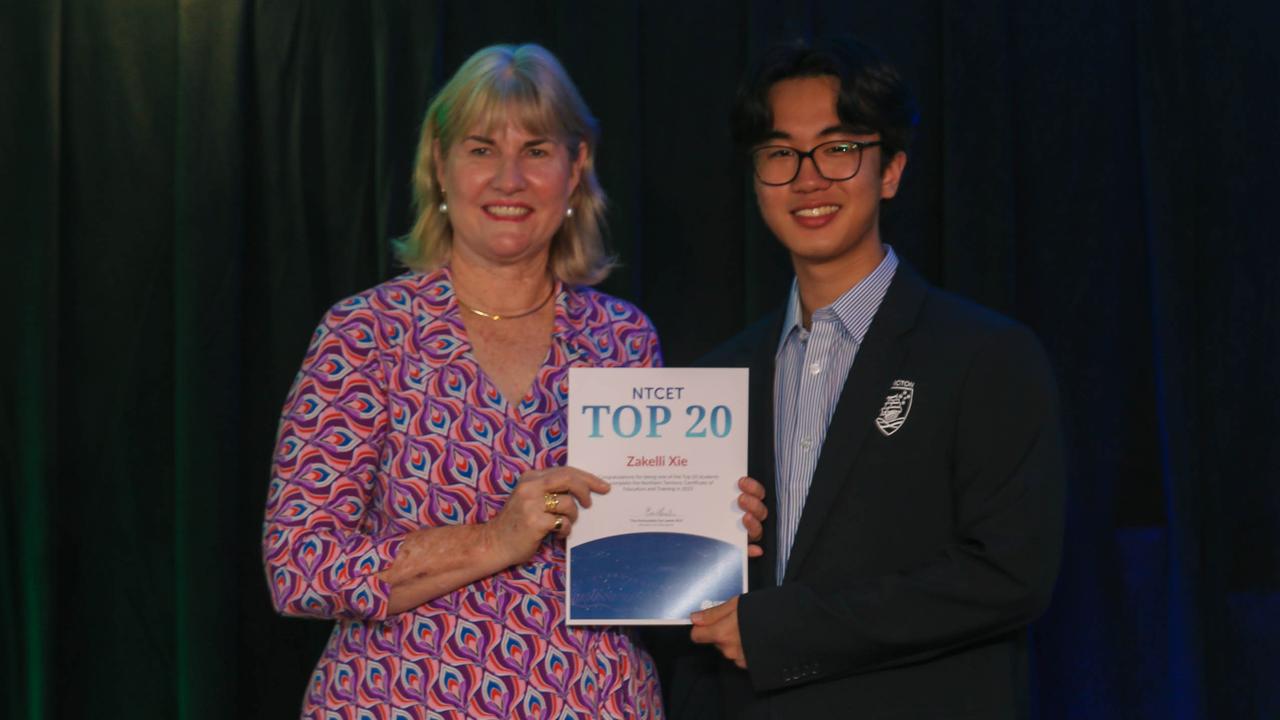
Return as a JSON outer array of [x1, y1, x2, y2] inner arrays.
[[3, 0, 1277, 717]]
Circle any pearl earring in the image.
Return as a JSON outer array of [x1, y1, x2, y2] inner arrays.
[[439, 201, 448, 213], [565, 207, 574, 218]]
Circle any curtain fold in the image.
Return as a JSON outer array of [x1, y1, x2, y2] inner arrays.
[[173, 1, 250, 716], [1135, 3, 1207, 716], [3, 1, 61, 718]]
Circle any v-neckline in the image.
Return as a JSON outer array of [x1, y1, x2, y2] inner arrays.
[[456, 321, 554, 419], [441, 269, 569, 420]]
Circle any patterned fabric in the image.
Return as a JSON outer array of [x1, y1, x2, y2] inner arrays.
[[773, 247, 898, 580], [263, 266, 665, 719]]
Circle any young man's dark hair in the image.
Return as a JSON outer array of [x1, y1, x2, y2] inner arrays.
[[731, 36, 919, 167]]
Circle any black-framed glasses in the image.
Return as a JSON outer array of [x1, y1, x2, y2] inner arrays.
[[750, 140, 882, 186]]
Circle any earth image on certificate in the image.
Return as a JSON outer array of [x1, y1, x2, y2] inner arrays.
[[570, 532, 742, 621]]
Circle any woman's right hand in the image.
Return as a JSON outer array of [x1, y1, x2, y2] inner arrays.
[[485, 466, 611, 567]]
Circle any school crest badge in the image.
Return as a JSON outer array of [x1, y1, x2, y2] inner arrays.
[[875, 379, 915, 437]]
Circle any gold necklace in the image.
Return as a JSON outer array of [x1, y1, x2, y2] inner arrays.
[[456, 283, 556, 321]]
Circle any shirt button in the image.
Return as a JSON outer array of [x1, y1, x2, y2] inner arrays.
[[800, 438, 813, 452], [808, 362, 822, 375]]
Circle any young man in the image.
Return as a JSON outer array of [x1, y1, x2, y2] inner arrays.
[[679, 37, 1066, 718]]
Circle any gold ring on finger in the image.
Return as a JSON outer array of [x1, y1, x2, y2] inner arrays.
[[544, 492, 560, 512], [553, 516, 564, 532]]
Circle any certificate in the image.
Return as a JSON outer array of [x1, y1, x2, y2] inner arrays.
[[565, 367, 748, 625]]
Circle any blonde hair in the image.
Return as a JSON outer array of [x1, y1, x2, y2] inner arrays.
[[397, 44, 614, 286]]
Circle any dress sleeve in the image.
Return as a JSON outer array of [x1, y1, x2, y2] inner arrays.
[[630, 307, 664, 369], [262, 300, 403, 621]]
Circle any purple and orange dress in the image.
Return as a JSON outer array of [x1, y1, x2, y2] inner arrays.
[[263, 267, 665, 719]]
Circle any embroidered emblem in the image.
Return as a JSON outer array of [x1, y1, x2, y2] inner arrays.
[[875, 379, 915, 436]]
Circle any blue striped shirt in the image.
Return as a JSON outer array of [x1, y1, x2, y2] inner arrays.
[[774, 247, 899, 581]]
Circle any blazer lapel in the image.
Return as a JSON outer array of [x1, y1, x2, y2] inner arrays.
[[746, 318, 781, 590], [781, 263, 929, 584]]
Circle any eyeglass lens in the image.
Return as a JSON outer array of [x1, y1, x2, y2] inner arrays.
[[753, 141, 866, 185]]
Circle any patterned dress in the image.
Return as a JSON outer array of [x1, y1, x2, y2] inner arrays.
[[263, 267, 665, 719]]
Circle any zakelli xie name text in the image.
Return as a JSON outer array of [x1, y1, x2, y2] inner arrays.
[[625, 454, 689, 467]]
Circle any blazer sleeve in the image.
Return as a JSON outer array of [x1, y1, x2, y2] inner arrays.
[[737, 323, 1066, 691], [262, 300, 404, 622]]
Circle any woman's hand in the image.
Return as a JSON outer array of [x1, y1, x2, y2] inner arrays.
[[738, 476, 768, 558], [485, 466, 611, 567], [381, 465, 609, 614]]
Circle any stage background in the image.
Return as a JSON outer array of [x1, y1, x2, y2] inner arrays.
[[3, 1, 1277, 717]]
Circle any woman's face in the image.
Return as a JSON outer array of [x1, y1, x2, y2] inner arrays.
[[435, 119, 586, 269]]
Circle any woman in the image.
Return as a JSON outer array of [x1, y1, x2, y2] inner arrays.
[[263, 44, 764, 719]]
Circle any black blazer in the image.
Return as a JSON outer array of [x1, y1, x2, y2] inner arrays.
[[667, 262, 1066, 720]]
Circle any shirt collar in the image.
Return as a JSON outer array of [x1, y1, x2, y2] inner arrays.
[[776, 245, 900, 354]]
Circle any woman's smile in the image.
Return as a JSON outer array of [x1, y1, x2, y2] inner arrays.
[[482, 202, 534, 221]]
